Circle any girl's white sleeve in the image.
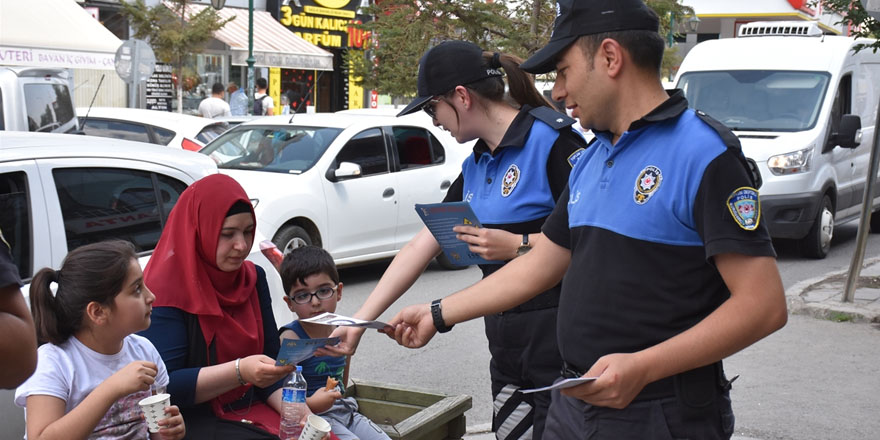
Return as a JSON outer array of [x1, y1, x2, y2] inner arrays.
[[13, 344, 71, 408]]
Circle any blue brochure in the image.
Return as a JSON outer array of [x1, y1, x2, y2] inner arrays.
[[276, 337, 340, 366], [415, 201, 501, 266]]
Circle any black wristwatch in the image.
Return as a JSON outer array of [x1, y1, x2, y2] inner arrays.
[[430, 299, 454, 333], [516, 233, 532, 257]]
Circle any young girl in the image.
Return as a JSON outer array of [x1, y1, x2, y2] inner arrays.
[[15, 240, 185, 440]]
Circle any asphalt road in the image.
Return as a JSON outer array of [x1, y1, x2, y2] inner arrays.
[[334, 222, 880, 440]]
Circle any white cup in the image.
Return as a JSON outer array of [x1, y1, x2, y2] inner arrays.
[[299, 414, 332, 440], [138, 393, 171, 433]]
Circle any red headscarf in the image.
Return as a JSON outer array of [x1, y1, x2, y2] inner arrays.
[[145, 174, 263, 400]]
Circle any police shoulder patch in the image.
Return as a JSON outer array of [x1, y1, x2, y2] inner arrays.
[[727, 187, 760, 230], [567, 148, 585, 167]]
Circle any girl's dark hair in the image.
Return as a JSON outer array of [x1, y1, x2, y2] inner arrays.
[[30, 240, 137, 345], [280, 245, 339, 296], [447, 51, 553, 110]]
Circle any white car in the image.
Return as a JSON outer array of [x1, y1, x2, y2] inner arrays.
[[199, 111, 474, 268], [0, 132, 287, 436], [76, 107, 230, 151]]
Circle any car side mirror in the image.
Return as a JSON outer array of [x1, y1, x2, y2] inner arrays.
[[831, 114, 862, 149], [326, 161, 362, 182]]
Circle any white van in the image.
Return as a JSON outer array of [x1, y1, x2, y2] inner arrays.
[[675, 21, 880, 258], [0, 66, 78, 133]]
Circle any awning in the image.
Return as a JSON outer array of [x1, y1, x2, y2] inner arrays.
[[0, 0, 122, 70], [177, 2, 334, 71]]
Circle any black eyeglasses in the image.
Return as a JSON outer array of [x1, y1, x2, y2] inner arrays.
[[423, 97, 441, 119], [289, 284, 338, 304]]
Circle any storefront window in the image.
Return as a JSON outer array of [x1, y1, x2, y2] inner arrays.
[[176, 53, 225, 115]]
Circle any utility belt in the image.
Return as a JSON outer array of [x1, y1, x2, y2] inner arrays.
[[561, 359, 737, 404], [500, 288, 560, 314]]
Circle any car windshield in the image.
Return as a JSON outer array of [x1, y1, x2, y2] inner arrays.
[[677, 70, 831, 132], [200, 125, 342, 173]]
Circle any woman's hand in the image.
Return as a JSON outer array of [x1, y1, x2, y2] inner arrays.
[[102, 361, 157, 400], [315, 326, 365, 357], [240, 355, 294, 388], [154, 405, 185, 440], [306, 387, 342, 414], [453, 225, 520, 261]]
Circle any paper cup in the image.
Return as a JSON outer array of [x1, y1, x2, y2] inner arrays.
[[138, 393, 171, 433], [299, 414, 332, 440]]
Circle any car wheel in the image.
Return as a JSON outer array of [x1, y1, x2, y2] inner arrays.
[[435, 252, 469, 270], [273, 225, 312, 256], [800, 195, 833, 259]]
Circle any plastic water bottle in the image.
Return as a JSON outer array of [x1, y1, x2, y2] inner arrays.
[[280, 366, 308, 440]]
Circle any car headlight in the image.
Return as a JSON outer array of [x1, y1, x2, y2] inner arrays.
[[767, 148, 812, 176]]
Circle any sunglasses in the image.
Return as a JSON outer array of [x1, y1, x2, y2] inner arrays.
[[423, 97, 442, 119], [288, 284, 338, 304]]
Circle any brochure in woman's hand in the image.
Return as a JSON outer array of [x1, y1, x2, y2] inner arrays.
[[276, 336, 341, 366], [414, 201, 502, 266]]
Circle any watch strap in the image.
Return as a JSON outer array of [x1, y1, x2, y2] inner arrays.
[[431, 299, 454, 333]]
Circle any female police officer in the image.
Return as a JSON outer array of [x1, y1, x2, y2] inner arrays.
[[321, 41, 587, 440]]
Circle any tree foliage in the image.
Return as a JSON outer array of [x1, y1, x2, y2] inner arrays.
[[120, 0, 232, 111], [348, 0, 694, 98], [811, 0, 880, 51]]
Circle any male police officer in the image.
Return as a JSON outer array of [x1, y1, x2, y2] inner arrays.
[[386, 1, 788, 439]]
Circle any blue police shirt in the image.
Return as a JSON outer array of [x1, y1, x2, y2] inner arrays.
[[543, 91, 775, 372]]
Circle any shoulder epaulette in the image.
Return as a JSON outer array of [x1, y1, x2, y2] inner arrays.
[[694, 109, 762, 188], [529, 106, 576, 130]]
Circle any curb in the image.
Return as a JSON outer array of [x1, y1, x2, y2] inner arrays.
[[785, 256, 880, 323]]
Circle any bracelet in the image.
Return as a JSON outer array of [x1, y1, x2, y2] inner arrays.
[[235, 358, 248, 386]]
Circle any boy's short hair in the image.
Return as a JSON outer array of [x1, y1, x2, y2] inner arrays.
[[280, 246, 339, 295], [256, 77, 268, 90]]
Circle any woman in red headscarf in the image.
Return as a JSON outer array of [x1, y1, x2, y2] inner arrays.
[[140, 174, 294, 438]]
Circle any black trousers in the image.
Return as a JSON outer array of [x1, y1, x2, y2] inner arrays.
[[542, 385, 735, 440], [485, 306, 562, 440]]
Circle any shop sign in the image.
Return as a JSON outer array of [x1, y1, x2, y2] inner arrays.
[[279, 0, 370, 49], [145, 63, 173, 112], [0, 46, 115, 70]]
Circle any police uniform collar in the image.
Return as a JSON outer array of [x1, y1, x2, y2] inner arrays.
[[471, 105, 536, 163], [628, 89, 688, 131]]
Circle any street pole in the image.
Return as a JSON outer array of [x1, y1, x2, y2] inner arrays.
[[842, 0, 880, 302], [247, 0, 255, 114], [843, 98, 880, 302]]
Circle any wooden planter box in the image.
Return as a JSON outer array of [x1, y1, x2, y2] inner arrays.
[[343, 379, 473, 440]]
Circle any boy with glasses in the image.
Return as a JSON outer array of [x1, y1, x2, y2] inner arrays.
[[279, 246, 390, 440]]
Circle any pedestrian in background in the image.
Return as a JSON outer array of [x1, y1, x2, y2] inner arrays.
[[254, 78, 274, 116], [198, 82, 231, 119], [322, 40, 587, 440], [228, 82, 248, 116], [386, 1, 788, 439]]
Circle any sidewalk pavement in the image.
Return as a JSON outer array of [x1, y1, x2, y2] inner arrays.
[[462, 424, 762, 439], [786, 255, 880, 323], [461, 258, 880, 439]]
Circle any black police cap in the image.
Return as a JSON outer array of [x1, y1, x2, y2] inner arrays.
[[520, 0, 660, 74], [397, 41, 503, 117]]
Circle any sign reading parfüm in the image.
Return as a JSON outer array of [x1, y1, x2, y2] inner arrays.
[[145, 63, 173, 112]]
